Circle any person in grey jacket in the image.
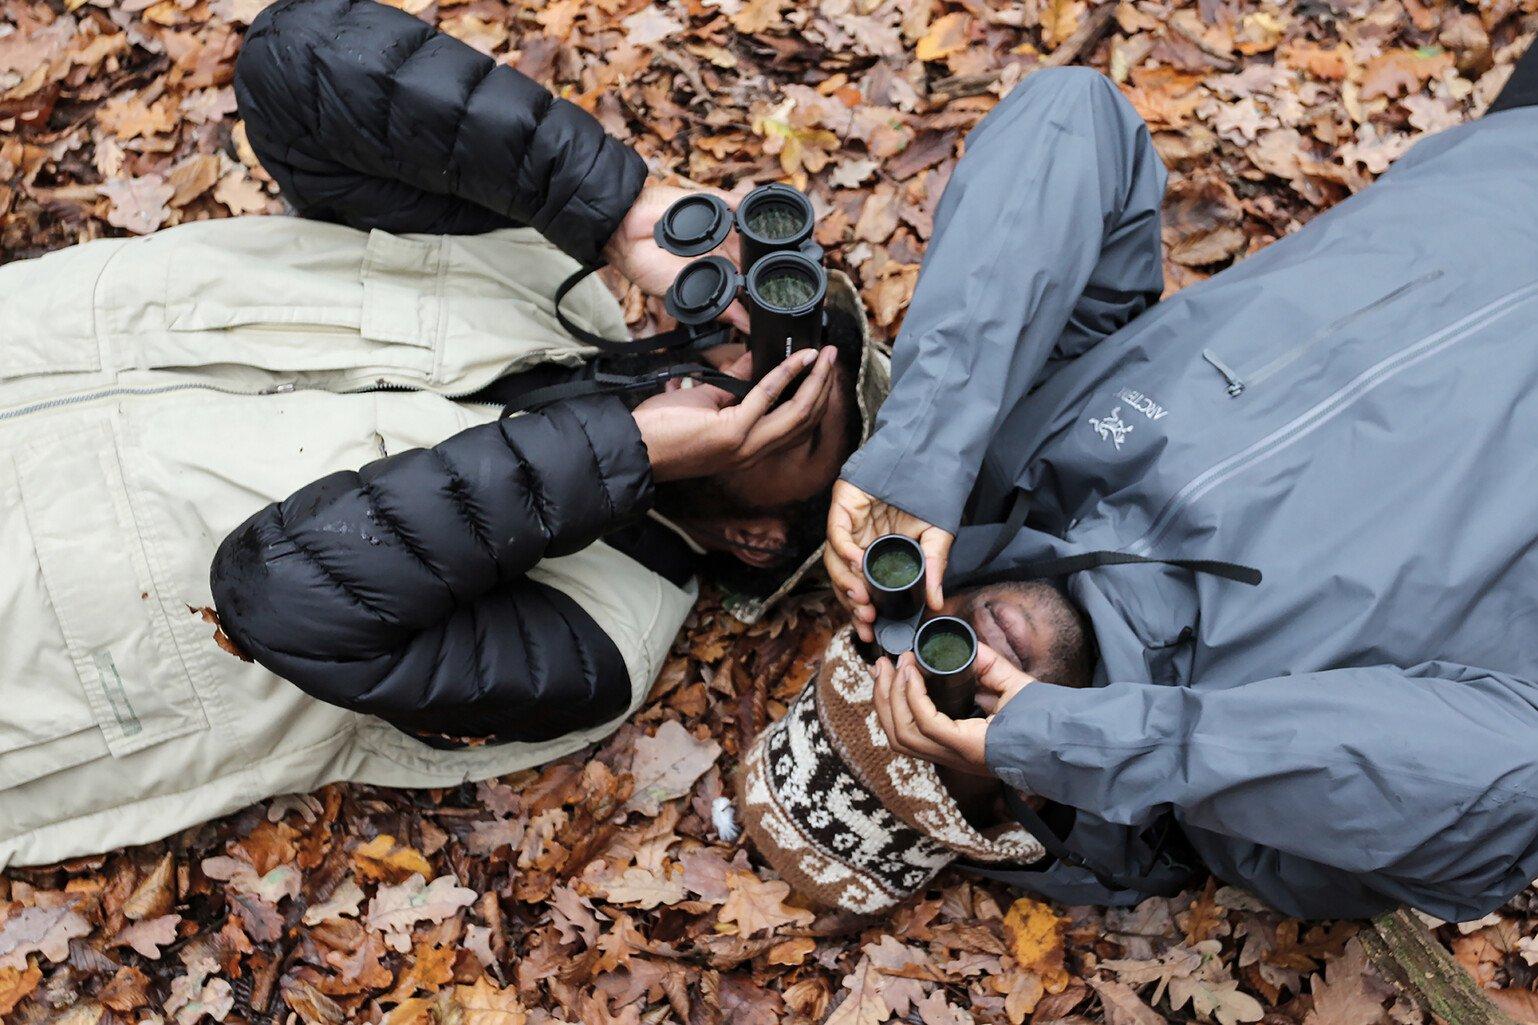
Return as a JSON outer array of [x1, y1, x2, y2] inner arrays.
[[827, 58, 1538, 921]]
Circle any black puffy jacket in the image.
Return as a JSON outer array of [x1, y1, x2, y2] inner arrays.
[[233, 0, 646, 265], [215, 0, 681, 743], [211, 398, 654, 743]]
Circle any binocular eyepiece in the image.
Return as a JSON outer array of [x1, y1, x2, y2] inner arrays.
[[655, 184, 827, 382], [862, 534, 980, 715]]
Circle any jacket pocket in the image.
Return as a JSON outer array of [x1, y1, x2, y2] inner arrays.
[[3, 415, 209, 788], [1201, 269, 1444, 397], [106, 220, 445, 378], [0, 239, 117, 382]]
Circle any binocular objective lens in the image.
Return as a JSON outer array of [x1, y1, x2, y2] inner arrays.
[[919, 629, 973, 673], [756, 266, 818, 310], [745, 199, 809, 241], [868, 547, 921, 590]]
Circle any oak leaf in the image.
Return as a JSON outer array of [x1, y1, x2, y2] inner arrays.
[[0, 905, 92, 970], [624, 720, 721, 815], [0, 963, 43, 1016], [111, 914, 181, 959], [716, 871, 814, 937], [365, 874, 477, 953], [826, 957, 889, 1025], [352, 835, 433, 883]]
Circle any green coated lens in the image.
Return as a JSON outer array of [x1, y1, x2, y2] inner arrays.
[[745, 200, 806, 241], [868, 548, 921, 589], [756, 268, 817, 309], [919, 631, 973, 673]]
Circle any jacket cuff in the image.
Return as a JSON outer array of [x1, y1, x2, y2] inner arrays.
[[561, 394, 656, 522], [540, 130, 648, 266], [840, 428, 973, 536], [983, 681, 1077, 796]]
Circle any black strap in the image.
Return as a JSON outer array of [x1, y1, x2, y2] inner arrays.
[[554, 264, 731, 355], [503, 362, 753, 415], [952, 547, 1261, 591], [979, 489, 1034, 567], [958, 790, 1193, 896]]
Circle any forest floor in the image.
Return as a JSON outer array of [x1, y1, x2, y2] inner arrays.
[[2, 0, 1538, 1023]]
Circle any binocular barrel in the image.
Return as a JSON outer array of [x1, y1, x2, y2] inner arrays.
[[744, 251, 826, 382], [863, 534, 925, 621], [735, 183, 816, 270], [656, 183, 827, 382], [913, 616, 979, 719]]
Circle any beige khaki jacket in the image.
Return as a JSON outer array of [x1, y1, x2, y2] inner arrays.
[[0, 217, 696, 867]]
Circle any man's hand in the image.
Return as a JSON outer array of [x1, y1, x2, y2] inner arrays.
[[631, 346, 837, 482], [826, 481, 955, 642], [872, 644, 1034, 776], [604, 181, 751, 332]]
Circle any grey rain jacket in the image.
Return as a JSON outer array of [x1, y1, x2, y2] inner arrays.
[[842, 67, 1538, 921]]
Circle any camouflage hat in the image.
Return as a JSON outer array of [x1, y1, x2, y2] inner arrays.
[[720, 269, 890, 624]]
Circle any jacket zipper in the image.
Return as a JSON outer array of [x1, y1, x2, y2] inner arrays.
[[1129, 278, 1538, 558], [1201, 269, 1444, 397], [0, 380, 492, 424]]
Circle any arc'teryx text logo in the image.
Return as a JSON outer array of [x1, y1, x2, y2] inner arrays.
[[1116, 387, 1169, 421], [1088, 406, 1134, 449]]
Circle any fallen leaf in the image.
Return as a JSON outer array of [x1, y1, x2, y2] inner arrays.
[[717, 871, 815, 937], [111, 914, 181, 959], [1091, 977, 1169, 1025], [0, 905, 92, 970], [624, 720, 721, 816], [352, 835, 434, 883], [366, 874, 478, 953], [99, 174, 174, 235]]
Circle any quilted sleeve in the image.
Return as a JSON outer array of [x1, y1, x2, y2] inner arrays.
[[209, 396, 655, 741], [234, 0, 647, 263]]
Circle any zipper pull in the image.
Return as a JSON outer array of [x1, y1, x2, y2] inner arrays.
[[1202, 350, 1246, 397]]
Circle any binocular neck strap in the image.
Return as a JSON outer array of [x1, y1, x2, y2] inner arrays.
[[502, 363, 753, 416], [958, 489, 1262, 589], [556, 263, 729, 355]]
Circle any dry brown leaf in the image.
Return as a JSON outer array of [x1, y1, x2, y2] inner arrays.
[[365, 874, 477, 953], [717, 871, 814, 937], [0, 905, 92, 970], [0, 963, 43, 1016], [1004, 897, 1070, 991], [1092, 977, 1169, 1025], [353, 834, 434, 883], [100, 174, 174, 235], [624, 720, 721, 816], [826, 957, 889, 1025], [111, 914, 181, 959], [123, 853, 176, 920]]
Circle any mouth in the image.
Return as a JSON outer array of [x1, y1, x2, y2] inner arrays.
[[972, 600, 1033, 670]]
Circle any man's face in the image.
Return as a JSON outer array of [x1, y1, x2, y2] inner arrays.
[[713, 365, 853, 508], [943, 580, 1094, 687]]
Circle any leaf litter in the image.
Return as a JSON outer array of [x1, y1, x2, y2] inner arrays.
[[4, 0, 1538, 1021]]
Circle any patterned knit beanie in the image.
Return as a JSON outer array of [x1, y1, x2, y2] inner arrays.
[[738, 628, 1045, 914]]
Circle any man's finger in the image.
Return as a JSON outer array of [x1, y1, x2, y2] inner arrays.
[[974, 642, 1036, 695], [732, 347, 819, 422], [890, 662, 953, 761], [751, 345, 835, 446], [920, 530, 954, 612], [873, 658, 898, 748]]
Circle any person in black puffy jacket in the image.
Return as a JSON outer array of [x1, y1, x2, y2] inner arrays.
[[213, 0, 866, 745]]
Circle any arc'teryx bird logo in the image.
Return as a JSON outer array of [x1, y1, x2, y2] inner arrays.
[[1088, 406, 1134, 449]]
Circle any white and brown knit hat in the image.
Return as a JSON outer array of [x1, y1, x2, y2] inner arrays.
[[738, 627, 1045, 914]]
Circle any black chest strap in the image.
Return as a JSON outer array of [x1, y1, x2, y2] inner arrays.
[[502, 363, 752, 416], [554, 263, 731, 356]]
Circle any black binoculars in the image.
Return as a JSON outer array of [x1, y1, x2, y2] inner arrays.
[[862, 534, 980, 717], [654, 184, 827, 382]]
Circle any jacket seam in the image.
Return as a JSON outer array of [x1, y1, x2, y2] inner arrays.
[[568, 404, 618, 522], [356, 477, 454, 598], [496, 425, 554, 545], [446, 59, 497, 200], [275, 501, 397, 624], [429, 446, 498, 560]]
